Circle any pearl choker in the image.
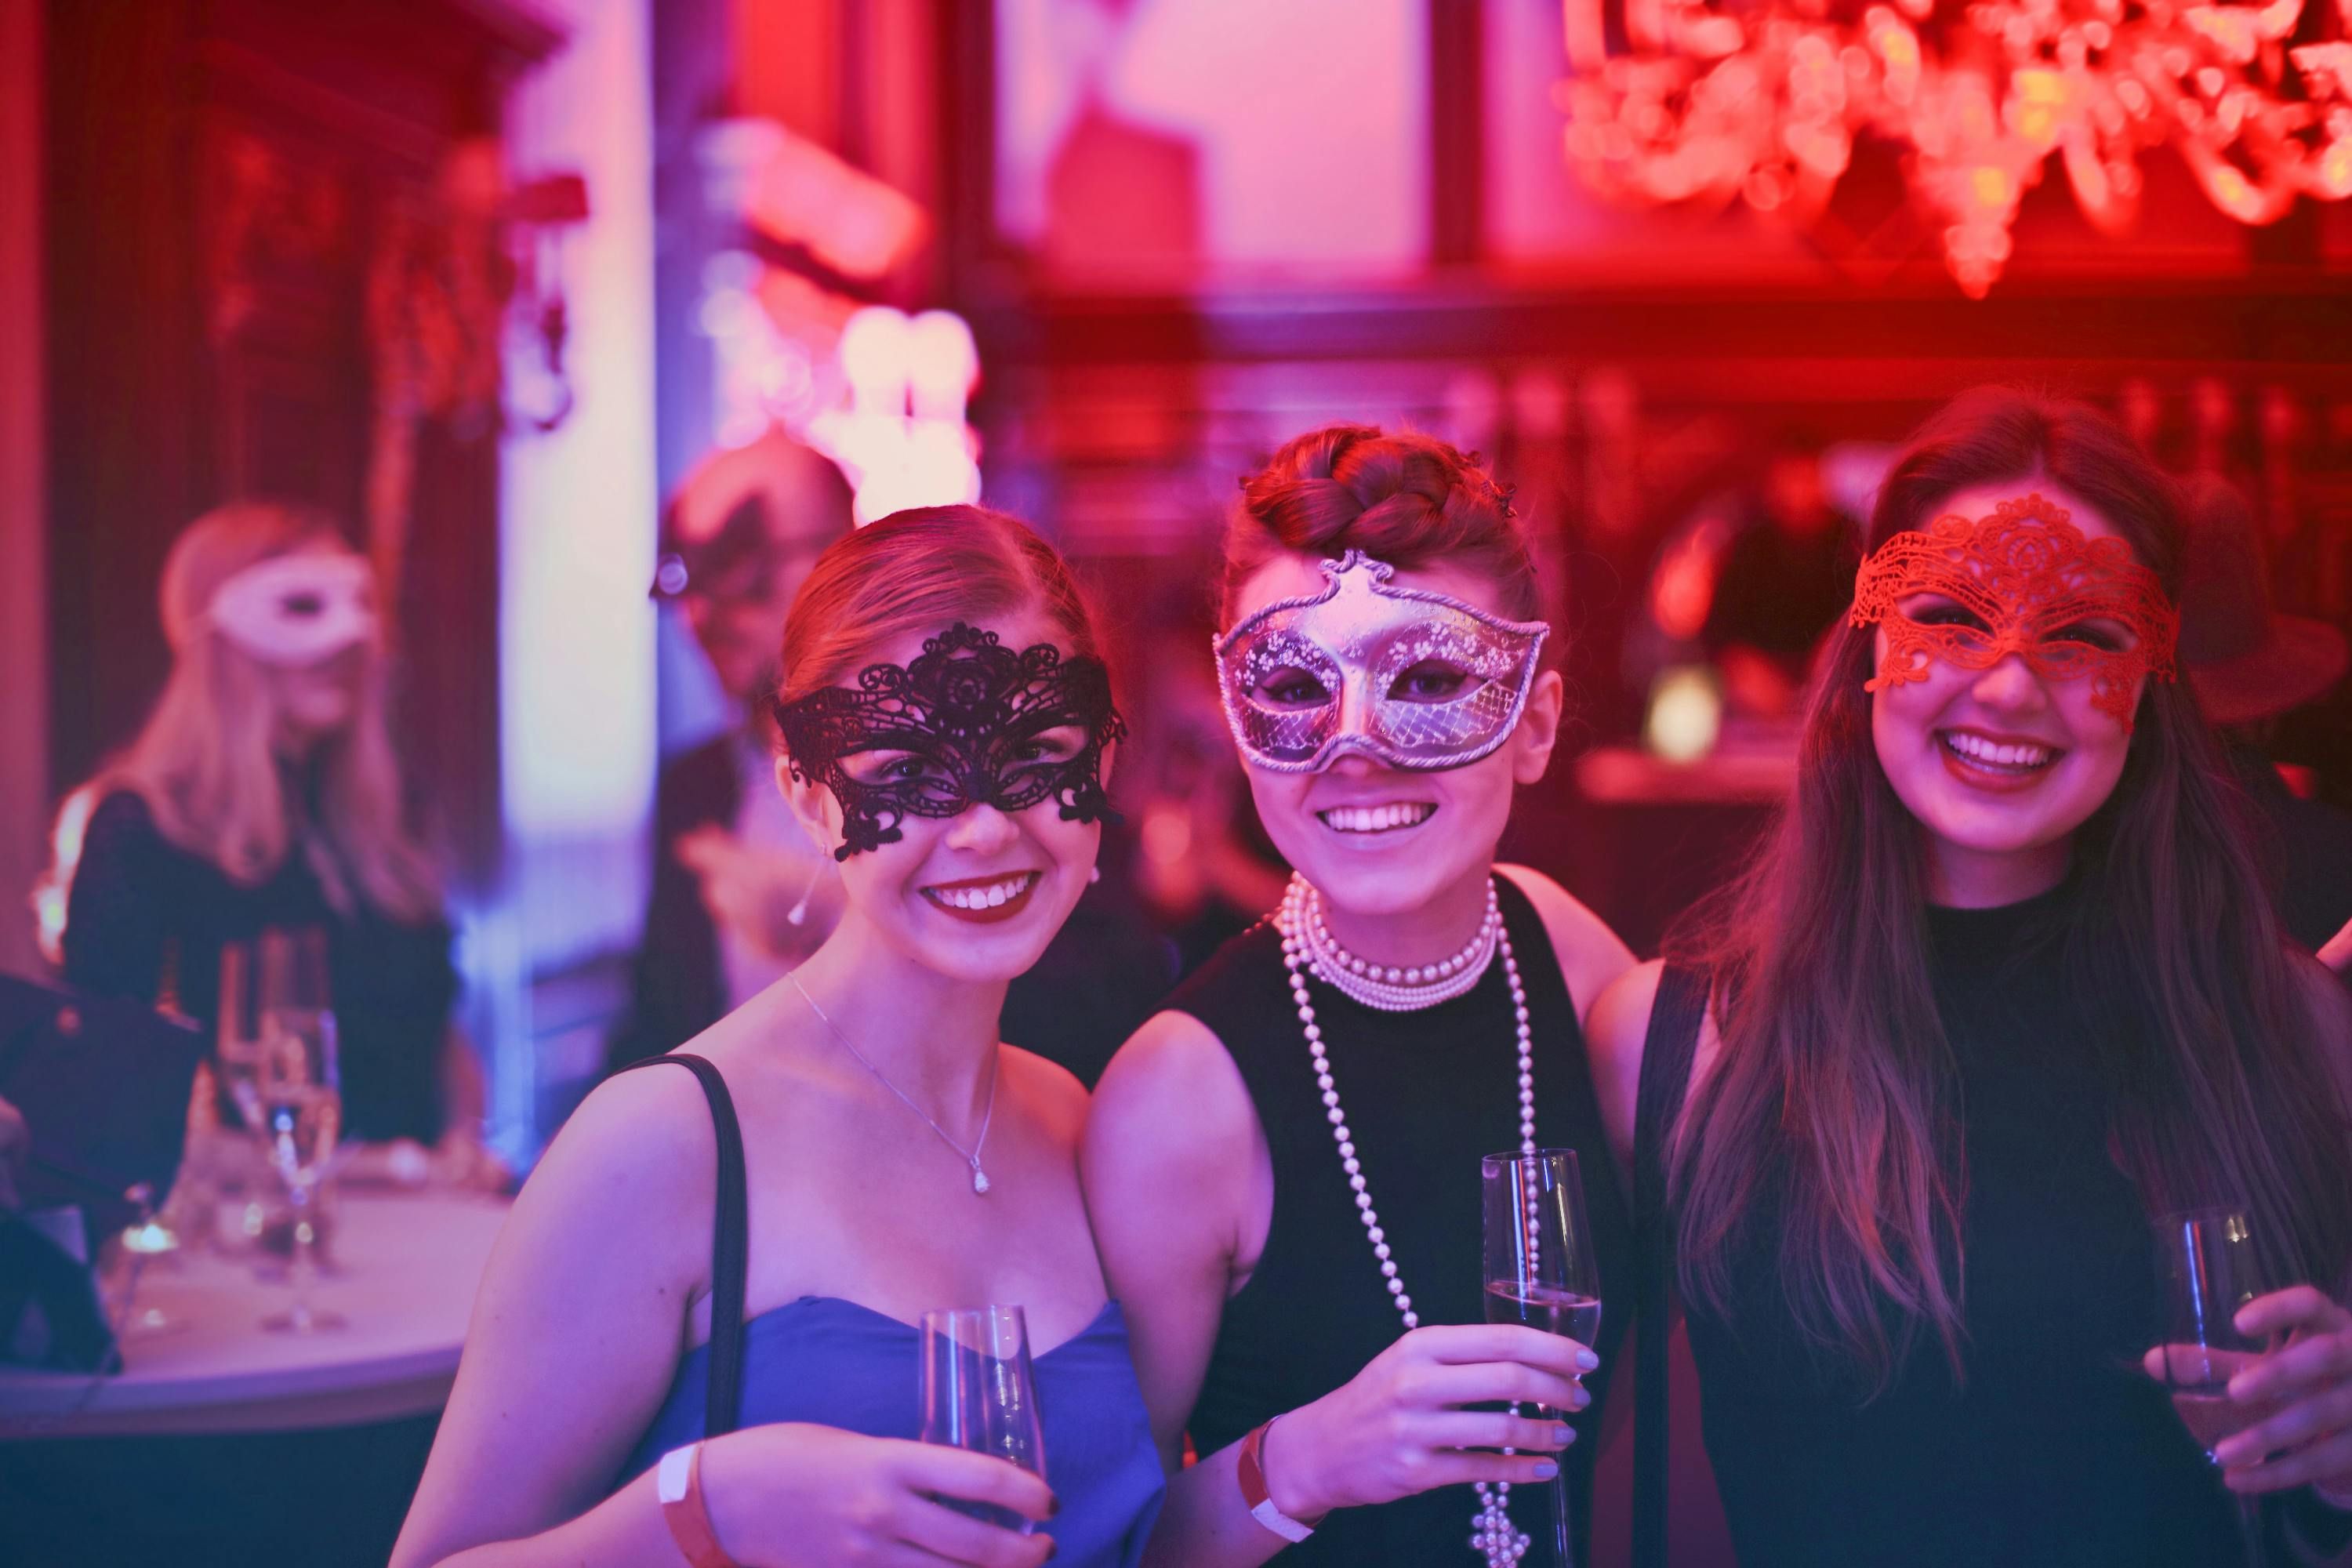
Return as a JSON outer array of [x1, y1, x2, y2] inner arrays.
[[1293, 874, 1501, 1011], [1276, 875, 1538, 1566]]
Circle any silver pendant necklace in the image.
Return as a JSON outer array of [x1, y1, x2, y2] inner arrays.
[[790, 975, 997, 1194], [1276, 876, 1538, 1566]]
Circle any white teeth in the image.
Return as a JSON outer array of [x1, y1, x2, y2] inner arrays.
[[1319, 803, 1436, 833], [927, 874, 1035, 909], [1943, 731, 2053, 769]]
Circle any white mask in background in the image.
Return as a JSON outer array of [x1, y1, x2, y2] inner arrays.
[[206, 554, 380, 667]]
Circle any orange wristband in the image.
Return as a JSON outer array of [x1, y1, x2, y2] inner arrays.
[[655, 1442, 739, 1568], [1238, 1415, 1324, 1542]]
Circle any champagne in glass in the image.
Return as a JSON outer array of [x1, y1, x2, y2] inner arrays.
[[920, 1305, 1048, 1534], [257, 928, 344, 1332], [1483, 1149, 1602, 1568], [2153, 1208, 2272, 1566]]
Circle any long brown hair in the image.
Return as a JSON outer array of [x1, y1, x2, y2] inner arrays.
[[52, 501, 440, 924], [1671, 388, 2352, 1391], [1222, 424, 1541, 626]]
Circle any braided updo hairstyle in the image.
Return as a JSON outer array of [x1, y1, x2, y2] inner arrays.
[[1220, 425, 1542, 626]]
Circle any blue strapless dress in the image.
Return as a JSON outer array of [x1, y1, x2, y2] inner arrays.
[[615, 1296, 1163, 1568]]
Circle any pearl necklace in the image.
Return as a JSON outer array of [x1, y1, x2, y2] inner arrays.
[[1276, 877, 1539, 1567], [1295, 875, 1501, 1009]]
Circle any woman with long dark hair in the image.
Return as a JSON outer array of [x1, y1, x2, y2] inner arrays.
[[1086, 426, 1634, 1567], [1588, 388, 2352, 1565]]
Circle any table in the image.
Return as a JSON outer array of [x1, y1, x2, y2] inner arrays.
[[1, 1188, 511, 1438], [1, 1189, 510, 1568]]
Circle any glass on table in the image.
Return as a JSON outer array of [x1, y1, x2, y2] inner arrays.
[[2152, 1207, 2275, 1566], [919, 1305, 1048, 1534], [1483, 1148, 1602, 1568], [254, 927, 345, 1332]]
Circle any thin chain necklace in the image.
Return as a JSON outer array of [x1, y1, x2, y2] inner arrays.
[[1275, 876, 1538, 1567], [790, 975, 998, 1195]]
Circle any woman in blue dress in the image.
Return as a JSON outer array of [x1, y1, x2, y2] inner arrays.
[[394, 506, 1163, 1568]]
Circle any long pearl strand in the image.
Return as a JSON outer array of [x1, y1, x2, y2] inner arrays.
[[1276, 876, 1539, 1567]]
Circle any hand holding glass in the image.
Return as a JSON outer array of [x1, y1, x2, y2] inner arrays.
[[2151, 1208, 2272, 1566], [1483, 1149, 1602, 1568], [919, 1305, 1049, 1534]]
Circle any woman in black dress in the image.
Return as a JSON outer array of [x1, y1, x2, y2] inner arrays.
[[1589, 388, 2352, 1565], [1086, 426, 1636, 1566], [45, 499, 488, 1171]]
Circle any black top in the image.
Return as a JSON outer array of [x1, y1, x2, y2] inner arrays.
[[1682, 887, 2242, 1566], [62, 790, 457, 1144], [1169, 877, 1632, 1567]]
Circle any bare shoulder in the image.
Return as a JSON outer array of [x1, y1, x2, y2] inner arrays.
[[1495, 862, 1639, 1022], [1088, 1009, 1254, 1152], [1584, 959, 1665, 1167], [511, 1061, 720, 1279], [1083, 1008, 1258, 1211], [1000, 1043, 1091, 1144]]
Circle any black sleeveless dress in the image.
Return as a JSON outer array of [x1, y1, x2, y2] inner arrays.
[[1170, 877, 1633, 1567], [1682, 889, 2246, 1566]]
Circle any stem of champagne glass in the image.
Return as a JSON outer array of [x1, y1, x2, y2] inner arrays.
[[1549, 1462, 1573, 1568], [286, 1179, 317, 1332], [2234, 1496, 2263, 1568]]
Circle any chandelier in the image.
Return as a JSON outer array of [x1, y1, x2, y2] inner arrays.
[[1559, 0, 2352, 296]]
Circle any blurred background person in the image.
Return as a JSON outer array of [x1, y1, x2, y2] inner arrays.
[[604, 428, 1174, 1087], [1700, 428, 1855, 720], [2178, 471, 2352, 953], [607, 429, 858, 1073], [43, 500, 493, 1182]]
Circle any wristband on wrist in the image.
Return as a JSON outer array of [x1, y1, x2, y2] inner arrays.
[[1238, 1414, 1325, 1543], [655, 1441, 741, 1568]]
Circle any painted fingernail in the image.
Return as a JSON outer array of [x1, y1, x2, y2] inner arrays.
[[1575, 1348, 1599, 1371], [1552, 1425, 1574, 1445], [1533, 1460, 1559, 1479]]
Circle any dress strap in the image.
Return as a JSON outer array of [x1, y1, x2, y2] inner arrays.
[[1632, 964, 1708, 1568], [617, 1051, 750, 1439]]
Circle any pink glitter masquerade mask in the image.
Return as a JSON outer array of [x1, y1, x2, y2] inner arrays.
[[1849, 493, 2180, 731], [206, 554, 379, 667], [1214, 550, 1549, 773]]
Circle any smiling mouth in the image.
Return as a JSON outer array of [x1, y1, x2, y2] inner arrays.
[[1316, 802, 1437, 834], [917, 869, 1040, 921], [1938, 729, 2062, 776]]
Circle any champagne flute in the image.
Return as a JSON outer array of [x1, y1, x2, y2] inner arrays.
[[2153, 1208, 2274, 1566], [920, 1305, 1048, 1534], [256, 929, 344, 1332], [1483, 1149, 1602, 1568]]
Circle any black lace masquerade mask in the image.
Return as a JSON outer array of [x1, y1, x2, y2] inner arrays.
[[773, 622, 1126, 860]]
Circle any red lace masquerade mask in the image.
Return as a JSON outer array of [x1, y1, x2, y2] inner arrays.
[[1849, 494, 2180, 731]]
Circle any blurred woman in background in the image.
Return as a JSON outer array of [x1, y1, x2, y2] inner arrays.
[[1087, 426, 1634, 1567], [43, 499, 492, 1177], [1588, 389, 2352, 1565]]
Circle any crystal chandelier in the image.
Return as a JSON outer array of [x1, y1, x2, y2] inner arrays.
[[1559, 0, 2352, 296]]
